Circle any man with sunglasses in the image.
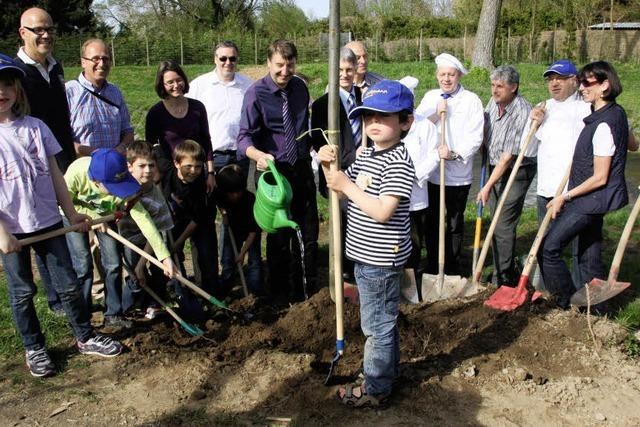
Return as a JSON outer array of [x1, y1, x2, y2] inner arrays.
[[187, 41, 252, 174], [15, 7, 78, 317], [521, 59, 591, 290], [66, 38, 134, 157]]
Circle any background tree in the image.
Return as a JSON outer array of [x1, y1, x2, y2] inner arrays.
[[472, 0, 503, 69], [0, 0, 97, 38], [259, 0, 308, 38]]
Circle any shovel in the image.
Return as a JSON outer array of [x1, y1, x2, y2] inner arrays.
[[421, 110, 472, 302], [485, 165, 571, 311], [18, 213, 120, 246], [137, 280, 204, 336], [569, 185, 640, 307], [102, 227, 253, 319], [472, 109, 544, 287], [223, 213, 250, 298], [472, 150, 488, 273]]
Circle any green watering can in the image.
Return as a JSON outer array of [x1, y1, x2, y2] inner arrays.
[[254, 160, 299, 233]]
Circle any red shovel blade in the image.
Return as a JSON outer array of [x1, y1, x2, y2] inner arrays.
[[484, 275, 529, 311], [569, 278, 631, 307], [343, 281, 359, 305]]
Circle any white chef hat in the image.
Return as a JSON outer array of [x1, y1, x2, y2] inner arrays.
[[435, 53, 468, 75]]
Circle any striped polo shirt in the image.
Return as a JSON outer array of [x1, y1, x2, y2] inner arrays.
[[345, 143, 414, 267]]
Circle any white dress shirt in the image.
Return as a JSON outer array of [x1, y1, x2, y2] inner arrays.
[[186, 69, 253, 152], [415, 85, 484, 186]]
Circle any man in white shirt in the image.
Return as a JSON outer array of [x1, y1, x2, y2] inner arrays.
[[526, 59, 591, 290], [415, 53, 484, 275], [187, 41, 253, 174]]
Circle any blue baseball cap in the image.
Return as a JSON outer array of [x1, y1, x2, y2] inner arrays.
[[88, 149, 141, 199], [348, 79, 414, 119], [0, 53, 26, 78], [543, 59, 577, 77]]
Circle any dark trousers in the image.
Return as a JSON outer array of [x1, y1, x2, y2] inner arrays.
[[488, 164, 536, 285], [407, 208, 428, 271], [537, 205, 605, 308], [262, 159, 319, 299], [426, 182, 471, 275], [537, 195, 582, 289], [121, 238, 169, 313]]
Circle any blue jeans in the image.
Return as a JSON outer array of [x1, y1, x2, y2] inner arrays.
[[1, 230, 93, 350], [65, 219, 124, 316], [355, 263, 402, 397], [535, 196, 582, 290], [220, 229, 263, 294], [537, 205, 605, 308]]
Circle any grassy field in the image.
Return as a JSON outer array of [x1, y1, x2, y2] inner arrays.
[[1, 61, 639, 358]]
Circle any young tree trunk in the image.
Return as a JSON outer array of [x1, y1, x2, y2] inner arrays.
[[472, 0, 503, 70]]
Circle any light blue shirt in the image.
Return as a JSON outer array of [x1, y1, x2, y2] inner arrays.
[[66, 73, 133, 149]]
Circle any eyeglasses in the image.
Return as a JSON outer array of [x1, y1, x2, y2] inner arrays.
[[23, 26, 56, 36], [82, 56, 111, 64], [217, 56, 237, 63], [579, 79, 600, 88]]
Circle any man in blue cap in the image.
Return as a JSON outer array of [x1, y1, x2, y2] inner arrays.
[[317, 80, 415, 408], [64, 149, 177, 329], [524, 59, 591, 290]]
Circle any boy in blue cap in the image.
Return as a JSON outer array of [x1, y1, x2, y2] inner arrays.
[[64, 148, 177, 328], [317, 80, 415, 407]]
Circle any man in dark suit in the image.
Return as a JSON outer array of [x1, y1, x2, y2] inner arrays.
[[310, 47, 365, 280]]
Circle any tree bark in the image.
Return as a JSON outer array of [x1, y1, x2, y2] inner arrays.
[[471, 0, 503, 70]]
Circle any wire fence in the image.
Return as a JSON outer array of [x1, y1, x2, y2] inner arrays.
[[1, 28, 638, 68]]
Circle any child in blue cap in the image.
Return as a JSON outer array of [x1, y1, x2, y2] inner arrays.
[[317, 80, 415, 407]]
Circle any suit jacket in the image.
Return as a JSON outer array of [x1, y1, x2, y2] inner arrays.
[[311, 89, 365, 197]]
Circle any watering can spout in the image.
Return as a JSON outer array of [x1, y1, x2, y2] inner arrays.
[[254, 159, 299, 233]]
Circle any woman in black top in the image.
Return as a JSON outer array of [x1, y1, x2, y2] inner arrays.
[[538, 61, 628, 309], [145, 60, 215, 193]]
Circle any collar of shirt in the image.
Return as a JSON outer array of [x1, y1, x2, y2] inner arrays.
[[211, 69, 239, 87], [264, 73, 287, 94], [17, 47, 56, 81], [440, 84, 463, 99], [338, 87, 354, 111], [78, 71, 109, 92]]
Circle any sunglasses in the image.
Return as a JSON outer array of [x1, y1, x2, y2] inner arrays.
[[579, 79, 600, 88], [23, 26, 56, 36], [217, 56, 237, 63]]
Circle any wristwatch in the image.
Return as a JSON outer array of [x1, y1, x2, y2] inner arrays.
[[449, 150, 460, 161], [563, 192, 573, 202], [208, 171, 216, 176]]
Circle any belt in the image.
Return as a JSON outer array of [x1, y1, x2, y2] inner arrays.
[[213, 149, 237, 156]]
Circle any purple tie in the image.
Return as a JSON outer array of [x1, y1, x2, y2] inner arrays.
[[281, 90, 298, 165], [441, 93, 452, 100]]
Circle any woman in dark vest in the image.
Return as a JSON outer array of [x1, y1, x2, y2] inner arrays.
[[538, 61, 628, 309]]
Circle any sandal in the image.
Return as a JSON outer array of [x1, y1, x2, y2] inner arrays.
[[336, 383, 388, 408]]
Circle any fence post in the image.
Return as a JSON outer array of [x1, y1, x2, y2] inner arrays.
[[507, 26, 510, 62], [552, 25, 556, 62], [111, 37, 116, 67], [375, 30, 379, 62], [463, 25, 467, 60], [145, 30, 150, 67], [180, 32, 184, 65], [254, 31, 258, 65], [419, 28, 423, 62]]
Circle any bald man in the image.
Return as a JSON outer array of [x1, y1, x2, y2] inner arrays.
[[344, 41, 384, 91], [15, 7, 75, 172]]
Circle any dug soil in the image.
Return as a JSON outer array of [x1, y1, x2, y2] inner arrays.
[[1, 284, 639, 426]]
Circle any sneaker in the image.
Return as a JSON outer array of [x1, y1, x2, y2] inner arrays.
[[77, 334, 123, 357], [103, 315, 133, 329], [144, 307, 162, 320], [25, 347, 56, 377]]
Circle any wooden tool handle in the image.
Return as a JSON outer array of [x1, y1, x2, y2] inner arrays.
[[607, 185, 640, 282], [438, 111, 446, 282], [329, 139, 344, 348], [19, 214, 116, 246], [226, 222, 249, 298]]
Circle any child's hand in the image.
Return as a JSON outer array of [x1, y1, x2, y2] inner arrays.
[[95, 222, 110, 234], [317, 145, 337, 165], [325, 170, 350, 192], [69, 212, 91, 233], [0, 229, 21, 254], [162, 257, 178, 279], [234, 250, 246, 265], [134, 263, 147, 287]]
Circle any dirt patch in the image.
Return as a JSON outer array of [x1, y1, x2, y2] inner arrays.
[[1, 286, 640, 426]]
